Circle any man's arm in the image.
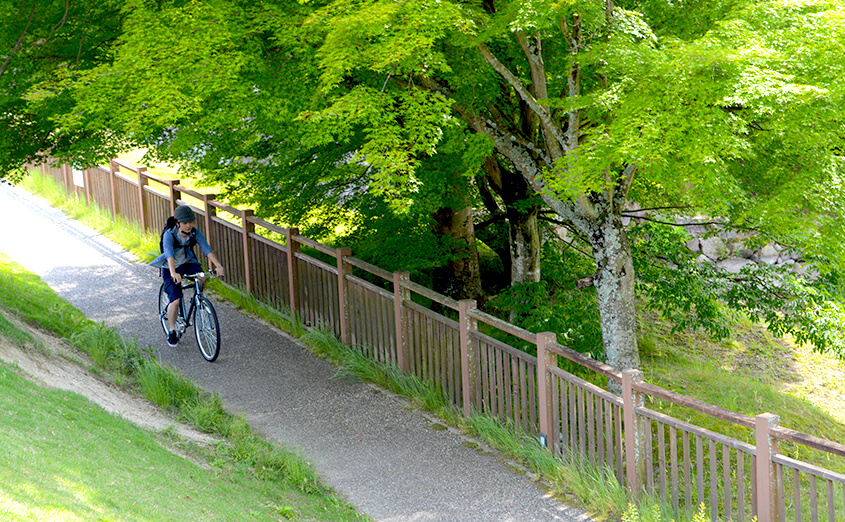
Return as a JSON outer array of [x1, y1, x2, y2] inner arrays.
[[194, 228, 225, 277], [167, 256, 182, 285], [206, 252, 225, 277], [163, 229, 182, 284]]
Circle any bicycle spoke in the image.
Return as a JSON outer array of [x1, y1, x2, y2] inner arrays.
[[193, 296, 220, 362], [158, 284, 170, 336]]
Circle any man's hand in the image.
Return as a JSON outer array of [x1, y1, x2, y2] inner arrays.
[[172, 272, 182, 285], [214, 266, 225, 278]]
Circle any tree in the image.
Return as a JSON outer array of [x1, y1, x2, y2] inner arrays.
[[303, 0, 845, 373], [6, 0, 845, 374], [0, 0, 125, 175], [478, 155, 542, 287], [48, 0, 489, 300]]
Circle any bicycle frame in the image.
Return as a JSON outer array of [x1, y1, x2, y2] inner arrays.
[[176, 273, 209, 330]]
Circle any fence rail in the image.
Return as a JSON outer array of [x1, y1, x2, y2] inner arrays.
[[36, 159, 845, 522]]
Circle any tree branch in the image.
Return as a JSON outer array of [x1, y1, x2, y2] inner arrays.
[[76, 4, 94, 70], [564, 13, 581, 152], [474, 212, 507, 232], [622, 213, 765, 237], [477, 163, 501, 214], [515, 31, 564, 160], [0, 0, 37, 80], [47, 0, 70, 41], [621, 205, 693, 213], [476, 43, 567, 159], [613, 163, 637, 208]]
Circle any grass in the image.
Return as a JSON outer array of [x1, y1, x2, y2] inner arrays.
[[0, 253, 367, 521], [19, 173, 161, 264], [209, 282, 307, 338], [15, 168, 845, 520], [0, 360, 313, 521], [638, 309, 845, 469], [302, 328, 462, 424]]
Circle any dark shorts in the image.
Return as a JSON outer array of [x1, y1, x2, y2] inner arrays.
[[162, 262, 203, 304]]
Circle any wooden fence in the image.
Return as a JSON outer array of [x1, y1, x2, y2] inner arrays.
[[38, 159, 845, 522]]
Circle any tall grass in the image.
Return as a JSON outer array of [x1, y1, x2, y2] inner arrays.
[[0, 253, 88, 338], [0, 312, 43, 352], [0, 254, 364, 518]]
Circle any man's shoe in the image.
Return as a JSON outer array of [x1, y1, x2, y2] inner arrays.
[[167, 330, 178, 347]]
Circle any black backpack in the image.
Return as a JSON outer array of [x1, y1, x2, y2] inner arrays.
[[159, 216, 197, 255]]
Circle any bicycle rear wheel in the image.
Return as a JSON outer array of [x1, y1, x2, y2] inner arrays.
[[158, 283, 170, 335], [193, 295, 220, 362]]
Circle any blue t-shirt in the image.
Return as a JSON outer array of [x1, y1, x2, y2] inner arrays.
[[149, 227, 213, 269]]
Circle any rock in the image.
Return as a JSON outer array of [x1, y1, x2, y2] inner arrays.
[[793, 263, 818, 279], [700, 236, 728, 261], [696, 254, 714, 264], [758, 244, 779, 258], [716, 258, 754, 274], [734, 246, 756, 259], [758, 256, 780, 265], [686, 238, 701, 253], [685, 224, 707, 236], [722, 233, 753, 257]]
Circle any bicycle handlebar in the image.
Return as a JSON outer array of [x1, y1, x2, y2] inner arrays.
[[179, 271, 219, 288]]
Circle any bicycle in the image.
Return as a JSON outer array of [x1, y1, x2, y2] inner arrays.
[[158, 272, 221, 362]]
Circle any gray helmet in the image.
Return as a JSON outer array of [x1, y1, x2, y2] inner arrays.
[[174, 205, 196, 223]]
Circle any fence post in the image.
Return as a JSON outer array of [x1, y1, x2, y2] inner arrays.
[[108, 159, 119, 218], [459, 299, 478, 417], [61, 163, 72, 195], [83, 168, 91, 205], [241, 209, 254, 293], [203, 194, 218, 275], [623, 369, 646, 497], [393, 271, 410, 372], [336, 248, 352, 345], [537, 332, 557, 449], [755, 413, 780, 522], [167, 179, 181, 216], [136, 166, 148, 232], [202, 193, 217, 244], [285, 227, 300, 316]]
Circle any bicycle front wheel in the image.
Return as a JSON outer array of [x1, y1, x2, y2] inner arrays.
[[158, 283, 170, 335], [193, 295, 220, 362]]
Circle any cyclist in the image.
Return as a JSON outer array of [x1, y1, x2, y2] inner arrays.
[[150, 205, 225, 347]]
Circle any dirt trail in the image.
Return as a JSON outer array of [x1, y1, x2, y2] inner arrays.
[[0, 312, 219, 447]]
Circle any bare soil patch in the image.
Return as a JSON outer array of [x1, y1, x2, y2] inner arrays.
[[0, 313, 219, 447]]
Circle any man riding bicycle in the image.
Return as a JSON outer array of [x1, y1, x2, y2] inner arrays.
[[150, 205, 225, 347]]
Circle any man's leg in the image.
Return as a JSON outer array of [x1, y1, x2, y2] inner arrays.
[[162, 267, 184, 345], [167, 298, 181, 332]]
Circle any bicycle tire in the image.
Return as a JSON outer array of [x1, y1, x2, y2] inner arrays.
[[158, 283, 170, 335], [193, 295, 220, 362]]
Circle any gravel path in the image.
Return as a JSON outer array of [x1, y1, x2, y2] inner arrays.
[[0, 181, 593, 522]]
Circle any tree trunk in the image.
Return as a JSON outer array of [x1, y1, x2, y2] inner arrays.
[[507, 203, 540, 284], [464, 3, 639, 391], [584, 212, 640, 373], [431, 204, 485, 302], [481, 156, 541, 285]]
